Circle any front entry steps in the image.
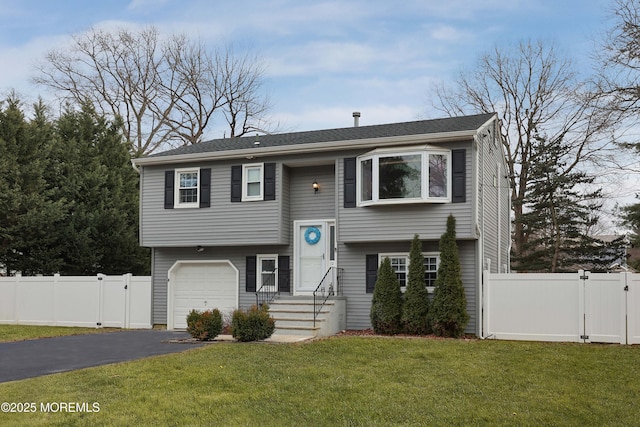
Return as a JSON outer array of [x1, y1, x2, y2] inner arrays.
[[267, 296, 346, 338]]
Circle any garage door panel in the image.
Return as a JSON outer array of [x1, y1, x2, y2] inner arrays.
[[168, 260, 239, 330]]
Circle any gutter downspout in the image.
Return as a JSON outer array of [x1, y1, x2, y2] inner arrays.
[[474, 132, 485, 339]]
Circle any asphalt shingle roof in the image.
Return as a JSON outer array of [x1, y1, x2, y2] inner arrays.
[[149, 112, 495, 158]]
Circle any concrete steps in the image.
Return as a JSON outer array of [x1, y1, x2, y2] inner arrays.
[[267, 297, 345, 337]]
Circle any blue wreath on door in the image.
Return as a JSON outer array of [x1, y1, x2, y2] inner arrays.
[[304, 226, 321, 245]]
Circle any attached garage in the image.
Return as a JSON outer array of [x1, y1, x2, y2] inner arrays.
[[167, 260, 239, 330]]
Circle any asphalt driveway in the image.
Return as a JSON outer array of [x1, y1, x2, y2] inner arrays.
[[0, 330, 204, 383]]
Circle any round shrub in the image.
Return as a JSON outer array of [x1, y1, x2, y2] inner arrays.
[[231, 304, 276, 342], [186, 308, 224, 341]]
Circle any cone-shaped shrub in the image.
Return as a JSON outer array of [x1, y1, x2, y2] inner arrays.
[[430, 215, 469, 337], [402, 234, 431, 335], [370, 257, 403, 334]]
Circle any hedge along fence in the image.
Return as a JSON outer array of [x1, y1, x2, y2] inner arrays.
[[483, 270, 640, 344], [0, 274, 152, 329]]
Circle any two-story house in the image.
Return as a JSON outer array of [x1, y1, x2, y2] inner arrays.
[[132, 112, 511, 336]]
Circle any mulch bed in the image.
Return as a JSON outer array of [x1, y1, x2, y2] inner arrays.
[[336, 329, 474, 340]]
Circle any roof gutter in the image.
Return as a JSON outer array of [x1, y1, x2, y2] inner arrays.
[[132, 129, 479, 167]]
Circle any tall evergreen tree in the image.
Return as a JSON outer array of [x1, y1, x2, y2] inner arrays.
[[0, 97, 67, 275], [430, 215, 468, 338], [402, 234, 430, 335], [621, 200, 640, 270], [50, 102, 150, 275], [513, 134, 608, 272], [370, 257, 403, 335]]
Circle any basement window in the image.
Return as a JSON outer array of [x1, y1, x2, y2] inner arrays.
[[379, 253, 440, 291]]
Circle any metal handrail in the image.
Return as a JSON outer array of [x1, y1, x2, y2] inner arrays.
[[255, 268, 279, 308], [312, 267, 343, 326]]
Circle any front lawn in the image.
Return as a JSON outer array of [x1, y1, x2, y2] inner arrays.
[[0, 325, 113, 342], [0, 336, 638, 426]]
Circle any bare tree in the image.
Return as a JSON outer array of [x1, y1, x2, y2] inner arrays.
[[431, 40, 616, 264], [217, 47, 273, 137], [596, 0, 640, 152], [33, 26, 272, 156]]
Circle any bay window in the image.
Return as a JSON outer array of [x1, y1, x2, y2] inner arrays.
[[357, 146, 451, 206]]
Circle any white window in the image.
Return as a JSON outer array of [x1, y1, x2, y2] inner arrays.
[[257, 254, 278, 291], [242, 163, 264, 201], [423, 255, 439, 287], [357, 146, 451, 206], [379, 253, 440, 290], [175, 168, 199, 208]]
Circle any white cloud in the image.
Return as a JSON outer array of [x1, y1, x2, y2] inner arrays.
[[427, 24, 474, 43], [0, 33, 72, 100], [267, 41, 378, 77], [127, 0, 172, 10]]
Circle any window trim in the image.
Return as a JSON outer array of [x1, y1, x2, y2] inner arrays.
[[174, 168, 200, 209], [356, 146, 451, 206], [379, 252, 440, 292], [257, 254, 278, 290], [242, 163, 264, 202]]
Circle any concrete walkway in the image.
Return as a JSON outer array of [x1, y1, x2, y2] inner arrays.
[[0, 330, 314, 383]]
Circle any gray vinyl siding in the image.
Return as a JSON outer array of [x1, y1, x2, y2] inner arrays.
[[152, 245, 292, 325], [476, 121, 511, 273], [289, 164, 336, 221], [339, 240, 478, 334], [140, 160, 284, 247], [281, 164, 291, 244], [337, 141, 476, 243]]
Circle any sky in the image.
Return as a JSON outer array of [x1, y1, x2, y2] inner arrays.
[[0, 0, 635, 229], [0, 0, 611, 131]]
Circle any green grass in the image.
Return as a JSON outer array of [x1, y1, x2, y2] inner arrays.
[[0, 335, 639, 426], [0, 325, 114, 342]]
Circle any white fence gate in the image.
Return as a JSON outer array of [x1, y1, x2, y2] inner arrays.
[[0, 274, 152, 329], [483, 271, 640, 344]]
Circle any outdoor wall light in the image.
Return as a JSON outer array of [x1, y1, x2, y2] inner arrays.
[[313, 181, 319, 193]]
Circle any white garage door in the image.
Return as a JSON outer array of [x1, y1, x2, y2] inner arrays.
[[168, 260, 239, 330]]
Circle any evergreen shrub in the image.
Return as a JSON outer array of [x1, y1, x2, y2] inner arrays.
[[370, 257, 403, 334], [231, 304, 276, 342], [430, 214, 469, 337], [402, 234, 431, 335], [186, 309, 223, 341]]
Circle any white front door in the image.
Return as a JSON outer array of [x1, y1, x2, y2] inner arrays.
[[294, 220, 336, 295]]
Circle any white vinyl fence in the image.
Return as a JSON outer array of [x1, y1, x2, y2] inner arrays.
[[484, 270, 640, 344], [0, 274, 152, 329]]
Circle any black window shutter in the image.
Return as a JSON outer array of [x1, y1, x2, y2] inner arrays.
[[365, 254, 378, 293], [199, 168, 211, 208], [264, 163, 276, 201], [164, 170, 175, 209], [344, 157, 356, 208], [277, 255, 290, 292], [231, 165, 242, 202], [452, 149, 466, 203], [246, 256, 257, 292]]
